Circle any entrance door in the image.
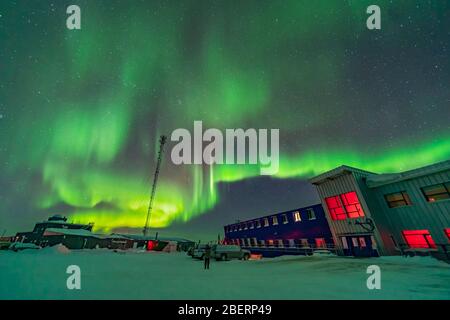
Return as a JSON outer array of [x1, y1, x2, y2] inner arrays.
[[344, 235, 378, 257]]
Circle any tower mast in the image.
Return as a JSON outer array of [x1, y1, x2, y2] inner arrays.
[[143, 135, 167, 237]]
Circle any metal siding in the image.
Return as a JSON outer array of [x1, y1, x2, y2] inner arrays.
[[370, 169, 450, 248]]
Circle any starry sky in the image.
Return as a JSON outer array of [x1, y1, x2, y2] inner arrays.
[[0, 0, 449, 240]]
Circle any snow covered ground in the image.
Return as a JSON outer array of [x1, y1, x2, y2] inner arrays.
[[0, 247, 449, 300]]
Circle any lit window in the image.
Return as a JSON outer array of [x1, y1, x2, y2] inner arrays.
[[272, 216, 278, 225], [340, 191, 365, 218], [325, 195, 347, 220], [299, 239, 309, 247], [402, 230, 437, 249], [263, 218, 269, 227], [315, 238, 326, 248], [325, 191, 365, 220], [282, 214, 288, 224], [421, 183, 450, 202], [293, 211, 301, 222], [267, 240, 274, 247], [385, 191, 412, 208], [306, 208, 316, 220], [444, 228, 450, 241]]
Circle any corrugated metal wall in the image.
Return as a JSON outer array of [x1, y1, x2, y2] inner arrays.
[[313, 171, 389, 255], [370, 169, 450, 248]]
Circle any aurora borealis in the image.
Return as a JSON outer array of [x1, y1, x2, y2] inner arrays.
[[0, 1, 449, 238]]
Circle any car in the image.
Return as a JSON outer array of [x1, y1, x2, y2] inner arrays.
[[9, 242, 41, 252], [212, 245, 251, 261], [192, 244, 208, 259]]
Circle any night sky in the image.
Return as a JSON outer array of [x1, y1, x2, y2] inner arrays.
[[0, 1, 449, 240]]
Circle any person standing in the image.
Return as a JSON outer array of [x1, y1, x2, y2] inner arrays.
[[204, 245, 211, 270]]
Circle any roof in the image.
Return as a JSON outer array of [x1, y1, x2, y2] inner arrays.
[[366, 159, 450, 188], [113, 234, 194, 243], [309, 165, 376, 185], [224, 203, 322, 227], [44, 228, 128, 240]]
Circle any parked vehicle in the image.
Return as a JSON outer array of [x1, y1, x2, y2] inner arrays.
[[9, 242, 41, 252], [212, 245, 251, 261], [192, 244, 208, 259]]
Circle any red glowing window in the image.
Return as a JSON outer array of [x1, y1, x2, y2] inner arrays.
[[340, 191, 365, 218], [147, 240, 157, 251], [325, 191, 365, 220], [402, 230, 437, 249], [315, 238, 326, 248], [325, 196, 347, 220], [445, 228, 450, 241]]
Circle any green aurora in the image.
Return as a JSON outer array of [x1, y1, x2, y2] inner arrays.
[[0, 0, 449, 232]]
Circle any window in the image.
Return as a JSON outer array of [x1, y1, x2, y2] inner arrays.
[[252, 238, 258, 246], [385, 191, 412, 208], [282, 214, 288, 224], [238, 224, 242, 231], [299, 239, 309, 247], [421, 183, 450, 202], [341, 237, 348, 249], [244, 223, 248, 230], [249, 222, 254, 229], [272, 216, 278, 225], [340, 191, 365, 218], [256, 220, 261, 228], [259, 240, 265, 247], [402, 230, 437, 249], [306, 208, 316, 220], [241, 238, 245, 246], [293, 211, 301, 222], [315, 238, 326, 248], [288, 239, 295, 247], [444, 228, 450, 241], [277, 239, 284, 247], [325, 191, 365, 220], [352, 238, 359, 247], [267, 240, 274, 247], [263, 218, 269, 227], [358, 237, 367, 248], [325, 195, 347, 220]]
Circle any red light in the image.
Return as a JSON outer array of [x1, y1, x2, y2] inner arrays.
[[444, 228, 450, 241], [147, 240, 157, 251], [402, 230, 437, 249]]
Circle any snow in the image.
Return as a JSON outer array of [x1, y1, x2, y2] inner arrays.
[[0, 249, 449, 300]]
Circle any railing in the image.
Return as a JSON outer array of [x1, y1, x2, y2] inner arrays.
[[240, 244, 338, 255], [398, 243, 450, 260]]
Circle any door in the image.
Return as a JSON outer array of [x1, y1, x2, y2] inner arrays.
[[344, 235, 378, 257]]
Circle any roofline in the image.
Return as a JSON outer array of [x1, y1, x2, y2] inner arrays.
[[224, 203, 322, 227], [309, 165, 376, 185], [367, 159, 450, 188]]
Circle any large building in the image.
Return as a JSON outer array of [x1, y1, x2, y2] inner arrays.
[[223, 204, 334, 257], [310, 160, 450, 260]]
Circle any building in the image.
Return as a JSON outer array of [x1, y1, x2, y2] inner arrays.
[[223, 204, 334, 257], [15, 215, 134, 250], [310, 160, 450, 260]]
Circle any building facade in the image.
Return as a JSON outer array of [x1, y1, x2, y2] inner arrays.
[[310, 160, 450, 260], [223, 204, 334, 257]]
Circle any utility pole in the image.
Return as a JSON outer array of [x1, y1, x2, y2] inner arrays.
[[143, 135, 167, 237]]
